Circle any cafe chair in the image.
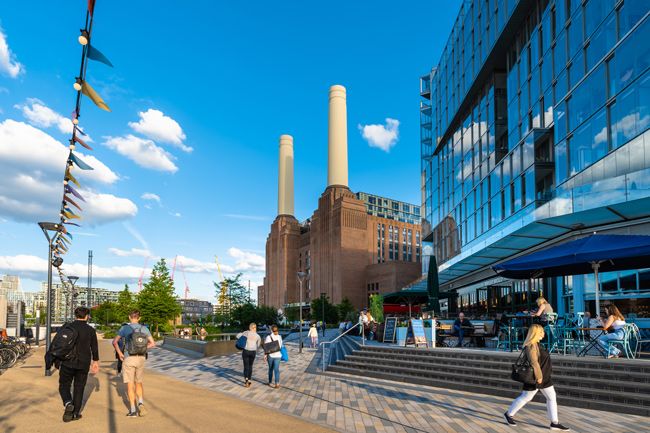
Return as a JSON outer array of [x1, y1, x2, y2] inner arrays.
[[630, 323, 650, 359], [606, 324, 635, 359]]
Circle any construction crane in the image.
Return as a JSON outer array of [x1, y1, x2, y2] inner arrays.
[[179, 260, 190, 299], [215, 256, 228, 311], [137, 256, 149, 291], [171, 255, 178, 282]]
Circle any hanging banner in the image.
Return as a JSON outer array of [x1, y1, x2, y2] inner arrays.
[[81, 81, 111, 112], [65, 185, 86, 202], [87, 44, 113, 67], [70, 153, 94, 170], [73, 135, 93, 150]]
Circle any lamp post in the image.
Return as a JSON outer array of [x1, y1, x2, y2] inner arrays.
[[297, 271, 308, 354], [67, 275, 79, 320], [38, 221, 61, 377]]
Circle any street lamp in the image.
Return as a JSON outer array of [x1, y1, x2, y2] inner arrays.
[[297, 271, 308, 354], [38, 221, 61, 377], [67, 275, 79, 321]]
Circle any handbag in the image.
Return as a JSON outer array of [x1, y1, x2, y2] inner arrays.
[[235, 335, 247, 351], [511, 348, 536, 385], [263, 335, 281, 354], [280, 346, 289, 362]]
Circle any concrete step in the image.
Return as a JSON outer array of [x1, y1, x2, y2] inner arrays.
[[357, 346, 650, 374], [336, 358, 650, 395], [343, 353, 650, 383], [327, 364, 650, 417]]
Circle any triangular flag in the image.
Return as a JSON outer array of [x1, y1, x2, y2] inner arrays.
[[70, 153, 94, 170], [63, 206, 77, 217], [74, 125, 87, 136], [88, 0, 96, 15], [63, 221, 82, 227], [64, 195, 83, 211], [87, 44, 113, 67], [63, 211, 81, 220], [81, 81, 111, 112], [65, 169, 81, 188], [65, 184, 86, 202], [73, 135, 93, 151]]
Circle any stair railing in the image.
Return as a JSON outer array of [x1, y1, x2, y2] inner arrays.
[[320, 322, 363, 371]]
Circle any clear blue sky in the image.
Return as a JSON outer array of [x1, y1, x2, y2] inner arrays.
[[0, 0, 462, 301]]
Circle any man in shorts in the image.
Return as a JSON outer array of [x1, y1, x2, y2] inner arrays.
[[112, 310, 155, 417]]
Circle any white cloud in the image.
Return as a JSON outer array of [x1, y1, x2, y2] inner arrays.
[[0, 254, 144, 284], [14, 98, 88, 138], [0, 119, 132, 224], [104, 134, 178, 173], [141, 192, 161, 203], [358, 118, 400, 152], [128, 109, 191, 152], [170, 212, 181, 218], [0, 27, 23, 78], [227, 247, 265, 273], [109, 247, 151, 257], [122, 222, 150, 252]]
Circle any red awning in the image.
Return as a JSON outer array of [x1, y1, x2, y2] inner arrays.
[[383, 303, 422, 314]]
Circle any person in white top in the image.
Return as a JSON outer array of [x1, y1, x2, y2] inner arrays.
[[598, 304, 626, 358], [263, 325, 283, 388], [308, 323, 319, 348]]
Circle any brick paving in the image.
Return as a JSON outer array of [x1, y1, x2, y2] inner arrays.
[[149, 333, 649, 433]]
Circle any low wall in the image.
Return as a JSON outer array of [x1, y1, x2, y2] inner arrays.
[[163, 337, 238, 357]]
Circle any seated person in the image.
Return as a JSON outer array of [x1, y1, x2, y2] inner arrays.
[[452, 312, 472, 347], [531, 297, 554, 324]]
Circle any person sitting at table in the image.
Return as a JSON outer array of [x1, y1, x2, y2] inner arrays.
[[531, 297, 554, 324], [452, 312, 472, 347], [597, 304, 626, 359]]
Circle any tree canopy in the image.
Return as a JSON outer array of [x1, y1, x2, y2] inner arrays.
[[137, 258, 182, 334]]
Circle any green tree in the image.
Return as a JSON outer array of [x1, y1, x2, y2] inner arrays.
[[93, 301, 118, 325], [115, 284, 135, 322], [337, 298, 355, 322], [369, 294, 384, 323], [311, 295, 339, 324], [231, 303, 281, 328], [213, 273, 249, 324], [284, 306, 300, 323], [137, 258, 182, 335]]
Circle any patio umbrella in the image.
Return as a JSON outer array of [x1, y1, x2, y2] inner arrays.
[[426, 255, 441, 316], [492, 234, 650, 317]]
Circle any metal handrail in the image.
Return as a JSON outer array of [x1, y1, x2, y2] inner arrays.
[[320, 322, 364, 371]]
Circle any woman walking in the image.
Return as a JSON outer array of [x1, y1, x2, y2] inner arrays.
[[308, 323, 319, 348], [597, 304, 626, 358], [263, 325, 283, 388], [504, 324, 570, 431], [236, 323, 261, 388]]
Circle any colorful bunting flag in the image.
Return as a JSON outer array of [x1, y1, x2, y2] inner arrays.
[[88, 0, 96, 16], [81, 81, 111, 112], [65, 169, 81, 187], [64, 194, 83, 211], [69, 153, 94, 170], [87, 44, 113, 67], [65, 184, 86, 202], [63, 211, 81, 220], [72, 135, 93, 150]]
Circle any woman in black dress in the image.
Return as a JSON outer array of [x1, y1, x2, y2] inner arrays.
[[503, 324, 570, 431]]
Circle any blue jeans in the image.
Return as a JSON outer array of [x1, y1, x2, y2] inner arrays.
[[267, 357, 280, 384], [453, 325, 464, 346], [598, 329, 624, 356]]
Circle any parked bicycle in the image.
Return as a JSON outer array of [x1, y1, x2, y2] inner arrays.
[[0, 337, 31, 370]]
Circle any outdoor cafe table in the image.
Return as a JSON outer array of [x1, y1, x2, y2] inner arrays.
[[576, 327, 607, 357], [503, 315, 534, 351]]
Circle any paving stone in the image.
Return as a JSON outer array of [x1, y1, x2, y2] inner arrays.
[[148, 331, 650, 433]]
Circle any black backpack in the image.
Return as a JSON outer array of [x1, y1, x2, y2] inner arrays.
[[47, 323, 79, 366], [126, 324, 149, 356]]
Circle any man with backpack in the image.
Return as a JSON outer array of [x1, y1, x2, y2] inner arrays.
[[112, 310, 155, 417], [53, 306, 99, 422]]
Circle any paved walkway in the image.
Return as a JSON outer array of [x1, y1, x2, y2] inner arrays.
[[0, 340, 335, 433], [148, 334, 650, 433]]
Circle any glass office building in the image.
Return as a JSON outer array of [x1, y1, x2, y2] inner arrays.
[[420, 0, 650, 320], [355, 192, 421, 225]]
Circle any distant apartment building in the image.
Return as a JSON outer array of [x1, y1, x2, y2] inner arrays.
[[39, 282, 119, 322], [177, 299, 213, 324]]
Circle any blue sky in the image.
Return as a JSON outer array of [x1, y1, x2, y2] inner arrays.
[[0, 0, 461, 301]]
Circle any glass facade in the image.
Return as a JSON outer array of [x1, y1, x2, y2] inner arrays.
[[356, 192, 421, 225], [421, 0, 650, 319]]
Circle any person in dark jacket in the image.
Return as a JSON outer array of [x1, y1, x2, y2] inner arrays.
[[451, 312, 471, 347], [59, 307, 99, 422], [503, 324, 570, 431]]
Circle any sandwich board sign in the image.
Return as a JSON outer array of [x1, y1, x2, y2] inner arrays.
[[410, 319, 428, 348], [383, 317, 397, 343]]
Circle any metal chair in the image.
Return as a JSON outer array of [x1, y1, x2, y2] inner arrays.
[[630, 323, 650, 358], [606, 324, 634, 359]]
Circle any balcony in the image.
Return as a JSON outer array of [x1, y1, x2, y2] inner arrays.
[[420, 74, 431, 99]]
